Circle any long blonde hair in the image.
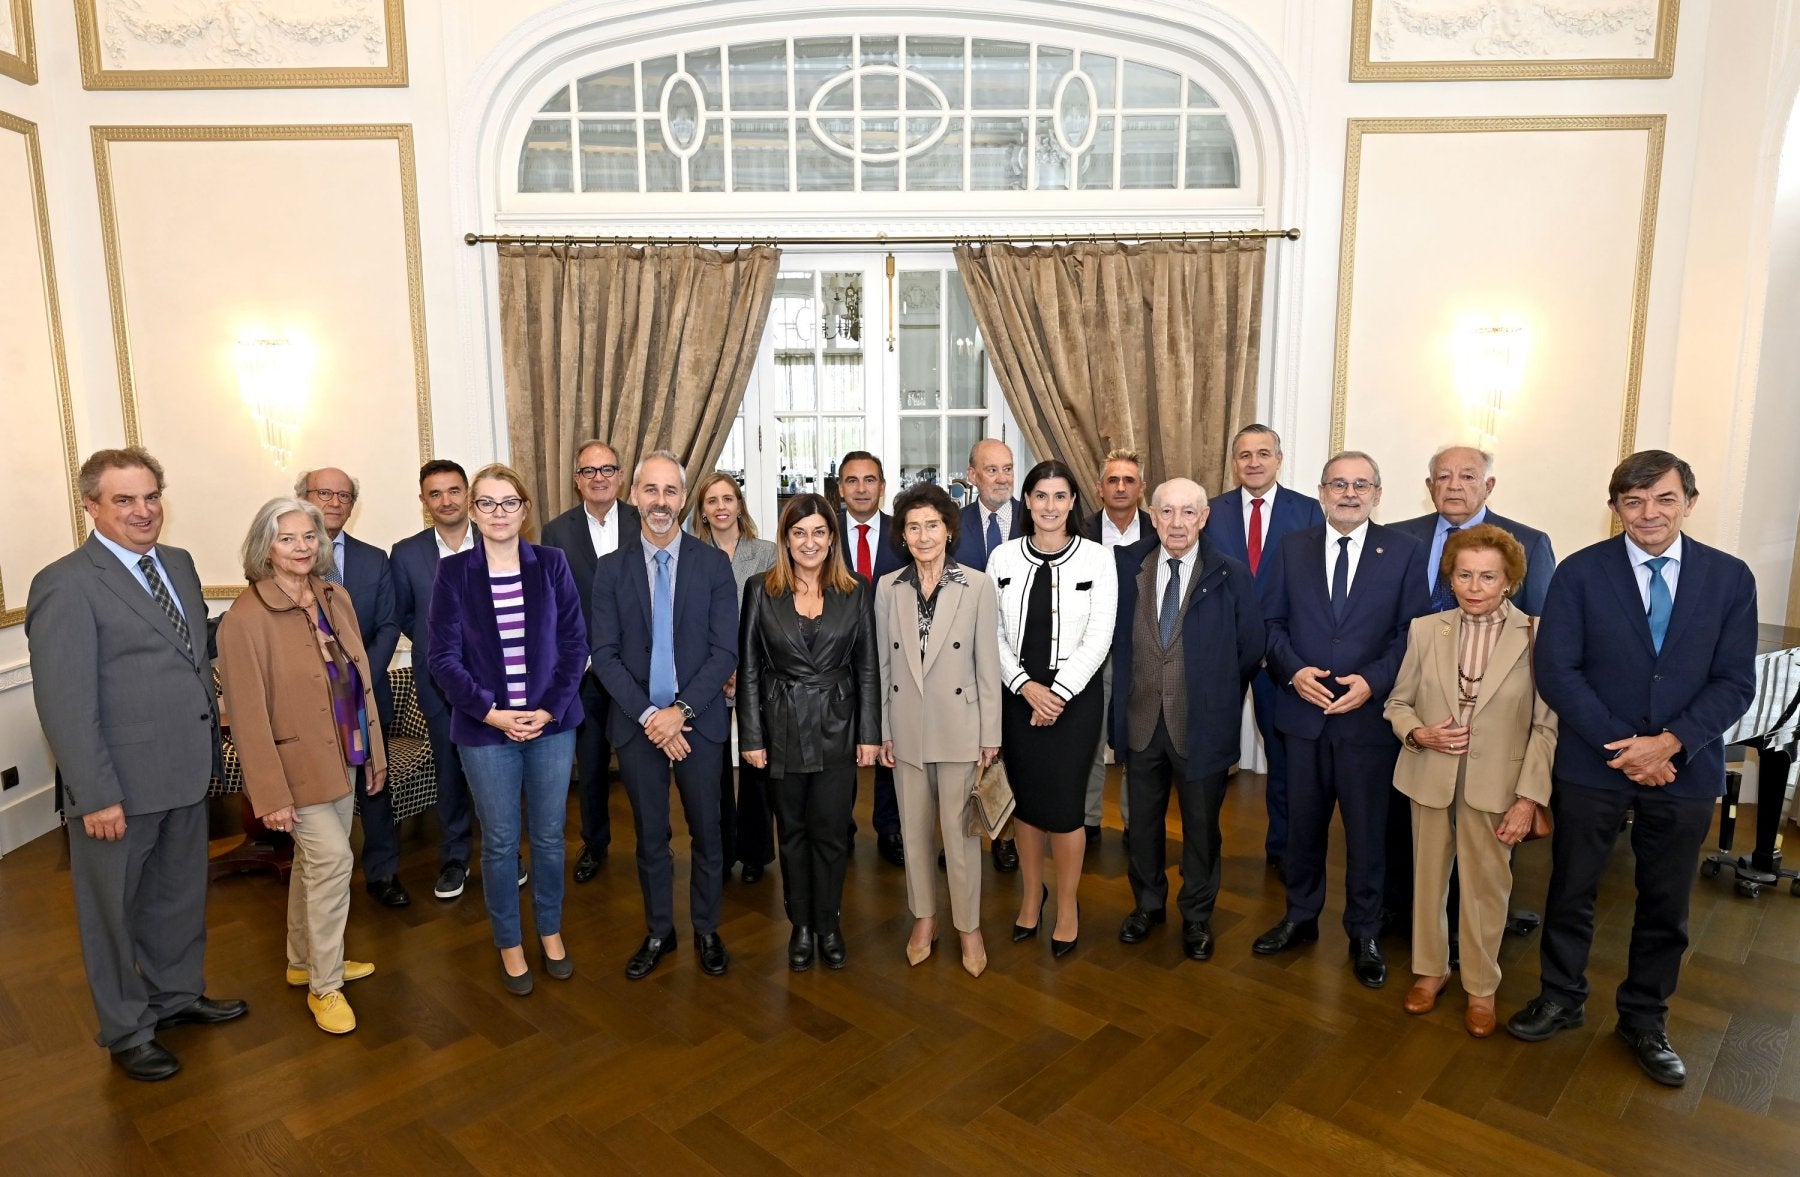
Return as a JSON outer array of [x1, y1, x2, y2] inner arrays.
[[689, 471, 759, 543], [761, 493, 857, 597]]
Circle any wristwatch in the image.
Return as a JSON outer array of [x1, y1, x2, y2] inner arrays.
[[1403, 731, 1423, 752], [673, 698, 696, 721]]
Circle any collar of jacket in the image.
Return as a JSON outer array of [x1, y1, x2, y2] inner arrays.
[[250, 575, 332, 614]]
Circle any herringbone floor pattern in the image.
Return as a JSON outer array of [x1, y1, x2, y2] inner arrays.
[[1, 769, 1796, 1175]]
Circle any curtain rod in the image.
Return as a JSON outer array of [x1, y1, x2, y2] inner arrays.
[[463, 227, 1299, 247]]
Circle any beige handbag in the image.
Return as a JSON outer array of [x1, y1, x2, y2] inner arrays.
[[965, 758, 1016, 840]]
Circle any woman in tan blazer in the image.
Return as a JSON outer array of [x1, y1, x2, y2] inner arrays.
[[217, 497, 386, 1036], [877, 483, 1002, 977], [1384, 524, 1556, 1038]]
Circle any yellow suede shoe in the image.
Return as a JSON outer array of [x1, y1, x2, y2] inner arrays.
[[306, 990, 356, 1034], [286, 960, 375, 987]]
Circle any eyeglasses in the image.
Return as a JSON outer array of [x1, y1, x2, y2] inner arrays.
[[307, 488, 355, 504], [576, 464, 622, 480], [472, 497, 526, 515], [1323, 479, 1379, 495]]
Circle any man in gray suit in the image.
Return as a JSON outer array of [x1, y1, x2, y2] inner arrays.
[[27, 448, 247, 1081]]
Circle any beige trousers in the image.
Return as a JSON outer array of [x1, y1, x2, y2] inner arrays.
[[286, 792, 355, 996], [896, 761, 982, 932], [1410, 763, 1514, 997]]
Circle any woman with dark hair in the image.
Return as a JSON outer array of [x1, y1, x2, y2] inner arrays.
[[738, 493, 881, 971], [988, 460, 1117, 958]]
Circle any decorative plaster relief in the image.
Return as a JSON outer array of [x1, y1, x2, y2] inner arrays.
[[1369, 0, 1660, 63], [96, 0, 388, 71]]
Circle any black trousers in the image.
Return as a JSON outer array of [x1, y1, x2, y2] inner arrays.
[[729, 754, 776, 867], [575, 671, 616, 850], [1283, 732, 1399, 939], [1125, 717, 1229, 923], [770, 763, 857, 933], [1537, 779, 1715, 1032], [617, 731, 724, 938]]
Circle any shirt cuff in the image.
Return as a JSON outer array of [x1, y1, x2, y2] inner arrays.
[[638, 705, 659, 725]]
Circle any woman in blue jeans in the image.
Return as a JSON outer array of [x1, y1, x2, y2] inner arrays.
[[429, 463, 587, 995]]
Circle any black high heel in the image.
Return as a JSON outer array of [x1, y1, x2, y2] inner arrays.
[[1012, 884, 1048, 942], [1051, 902, 1080, 959]]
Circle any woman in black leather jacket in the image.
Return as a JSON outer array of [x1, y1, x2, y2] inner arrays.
[[738, 492, 881, 972]]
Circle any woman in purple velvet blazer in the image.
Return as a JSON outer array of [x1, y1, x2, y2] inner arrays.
[[429, 463, 587, 996]]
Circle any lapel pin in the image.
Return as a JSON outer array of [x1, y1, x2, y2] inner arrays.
[[1375, 546, 1384, 555]]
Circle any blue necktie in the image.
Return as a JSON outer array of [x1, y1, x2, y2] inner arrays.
[[1159, 557, 1182, 648], [649, 550, 676, 708], [1429, 525, 1460, 611], [986, 509, 1002, 557], [1330, 536, 1351, 623], [1645, 555, 1672, 654]]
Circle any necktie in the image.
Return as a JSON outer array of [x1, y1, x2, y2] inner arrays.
[[856, 523, 872, 579], [324, 544, 343, 586], [1429, 525, 1461, 612], [137, 554, 191, 651], [649, 549, 676, 708], [1330, 536, 1351, 623], [1159, 557, 1182, 648], [1645, 556, 1672, 654], [1247, 497, 1265, 576], [985, 509, 1002, 557]]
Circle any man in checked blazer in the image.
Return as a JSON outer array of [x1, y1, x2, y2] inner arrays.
[[27, 448, 247, 1082]]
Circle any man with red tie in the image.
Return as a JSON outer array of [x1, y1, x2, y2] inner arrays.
[[837, 451, 906, 866]]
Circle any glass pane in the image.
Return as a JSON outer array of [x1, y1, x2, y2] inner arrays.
[[1082, 53, 1117, 108], [518, 119, 572, 192], [1032, 124, 1072, 190], [665, 83, 702, 150], [899, 418, 942, 490], [909, 117, 962, 190], [731, 118, 788, 191], [774, 356, 816, 412], [821, 418, 866, 474], [863, 118, 898, 191], [718, 416, 747, 481], [686, 48, 723, 110], [970, 39, 1030, 109], [861, 36, 898, 67], [898, 271, 942, 412], [729, 41, 788, 110], [948, 417, 989, 496], [643, 120, 680, 191], [691, 120, 724, 191], [820, 272, 864, 360], [948, 276, 985, 409], [642, 55, 676, 110], [577, 66, 633, 112], [579, 120, 638, 192], [1123, 61, 1181, 108], [1078, 115, 1115, 189], [771, 274, 816, 352], [969, 116, 1027, 190], [864, 159, 898, 191], [539, 86, 570, 113], [1057, 74, 1094, 150], [797, 120, 854, 190], [862, 70, 898, 111], [1184, 114, 1239, 188], [906, 36, 965, 106], [1188, 79, 1219, 109], [1120, 115, 1179, 189], [820, 357, 864, 411], [779, 417, 819, 491], [795, 37, 853, 108], [1036, 46, 1072, 107]]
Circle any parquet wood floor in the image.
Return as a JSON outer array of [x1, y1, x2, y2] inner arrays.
[[2, 769, 1797, 1176]]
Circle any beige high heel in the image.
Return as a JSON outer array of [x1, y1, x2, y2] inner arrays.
[[906, 918, 938, 966], [959, 930, 988, 978]]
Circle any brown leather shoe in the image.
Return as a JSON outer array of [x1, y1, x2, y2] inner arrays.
[[1465, 996, 1498, 1038], [1402, 974, 1450, 1015]]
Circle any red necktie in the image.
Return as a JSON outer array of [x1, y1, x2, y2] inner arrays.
[[856, 523, 872, 579], [1247, 496, 1265, 575]]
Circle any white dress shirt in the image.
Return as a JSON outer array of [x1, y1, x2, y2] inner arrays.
[[1100, 510, 1141, 547], [1624, 533, 1683, 609], [845, 510, 884, 569], [1154, 543, 1200, 611], [433, 525, 475, 560], [979, 500, 1014, 543], [1239, 486, 1274, 549], [1323, 520, 1372, 594], [585, 502, 622, 558]]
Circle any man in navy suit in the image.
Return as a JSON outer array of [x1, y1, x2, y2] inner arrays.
[[388, 459, 479, 901], [836, 450, 906, 866], [540, 439, 640, 884], [1204, 424, 1324, 877], [592, 451, 739, 981], [1506, 451, 1756, 1087], [1389, 445, 1556, 616], [298, 467, 404, 906], [1251, 451, 1430, 988]]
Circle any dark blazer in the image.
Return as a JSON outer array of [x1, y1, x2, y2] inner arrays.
[[952, 497, 1023, 572], [1204, 483, 1324, 596], [1110, 534, 1266, 778], [339, 532, 400, 728], [1389, 508, 1556, 617], [541, 501, 640, 637], [1534, 534, 1757, 799], [590, 532, 739, 747], [737, 577, 882, 779], [1263, 523, 1431, 745], [427, 541, 588, 747], [840, 510, 907, 580], [389, 526, 456, 719], [1084, 507, 1155, 546]]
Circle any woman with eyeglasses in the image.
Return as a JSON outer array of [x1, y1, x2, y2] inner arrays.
[[429, 464, 587, 995]]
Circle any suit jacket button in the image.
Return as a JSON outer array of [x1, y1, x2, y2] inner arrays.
[[953, 641, 961, 648], [893, 641, 900, 648], [893, 684, 900, 692], [954, 687, 963, 695]]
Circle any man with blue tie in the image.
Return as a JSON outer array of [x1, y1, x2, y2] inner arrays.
[[1390, 445, 1556, 617], [837, 450, 907, 866], [1204, 424, 1324, 879], [297, 467, 404, 907], [1507, 451, 1756, 1087], [1252, 452, 1430, 988], [591, 451, 739, 980]]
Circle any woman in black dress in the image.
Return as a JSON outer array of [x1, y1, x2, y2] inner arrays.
[[988, 460, 1118, 957]]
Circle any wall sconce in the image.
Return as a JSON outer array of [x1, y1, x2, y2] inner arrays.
[[233, 332, 313, 470], [1453, 320, 1528, 451]]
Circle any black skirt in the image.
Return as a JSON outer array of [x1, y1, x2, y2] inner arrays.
[[1000, 542, 1102, 833]]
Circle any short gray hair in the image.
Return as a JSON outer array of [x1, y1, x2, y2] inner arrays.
[[1428, 445, 1494, 477], [573, 438, 618, 464], [242, 498, 333, 582], [1320, 450, 1382, 487], [1231, 423, 1283, 456], [1151, 478, 1209, 507], [293, 468, 361, 502], [633, 448, 687, 489]]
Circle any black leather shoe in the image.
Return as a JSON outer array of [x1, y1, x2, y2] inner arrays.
[[1119, 907, 1166, 944], [573, 844, 606, 884], [1051, 904, 1079, 959], [697, 932, 730, 976], [365, 876, 411, 908], [625, 933, 677, 981], [1182, 920, 1214, 961], [1616, 1024, 1686, 1086], [155, 996, 248, 1030], [878, 833, 906, 867], [788, 926, 815, 972], [818, 930, 847, 969], [1012, 884, 1048, 942], [1506, 997, 1587, 1042], [741, 861, 765, 884], [1349, 938, 1387, 988], [992, 838, 1020, 873], [1251, 918, 1319, 955], [112, 1039, 180, 1081]]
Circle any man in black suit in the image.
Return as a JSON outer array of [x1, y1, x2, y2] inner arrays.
[[1506, 451, 1756, 1087], [836, 450, 906, 866], [1389, 445, 1556, 616], [1082, 447, 1153, 840], [540, 439, 640, 883], [297, 467, 405, 906]]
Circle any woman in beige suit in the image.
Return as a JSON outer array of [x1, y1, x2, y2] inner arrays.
[[877, 483, 1002, 977], [1385, 524, 1556, 1038]]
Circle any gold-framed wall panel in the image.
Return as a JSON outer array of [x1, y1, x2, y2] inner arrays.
[[75, 0, 406, 90], [91, 122, 434, 600], [1349, 0, 1679, 82], [1329, 114, 1666, 471], [0, 0, 35, 84], [0, 109, 81, 626]]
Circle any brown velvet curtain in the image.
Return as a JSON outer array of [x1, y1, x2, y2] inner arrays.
[[953, 239, 1265, 498], [497, 243, 781, 518]]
